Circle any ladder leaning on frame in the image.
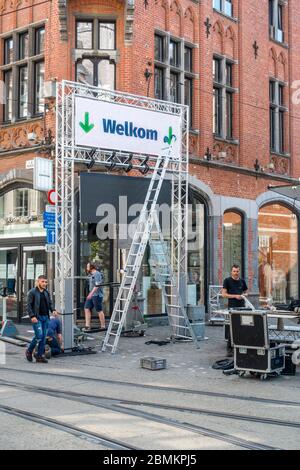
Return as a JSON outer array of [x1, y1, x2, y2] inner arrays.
[[102, 144, 200, 354]]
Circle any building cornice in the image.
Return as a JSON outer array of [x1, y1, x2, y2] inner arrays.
[[190, 157, 300, 184]]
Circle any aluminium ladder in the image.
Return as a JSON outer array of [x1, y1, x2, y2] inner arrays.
[[149, 215, 200, 348], [102, 149, 172, 353]]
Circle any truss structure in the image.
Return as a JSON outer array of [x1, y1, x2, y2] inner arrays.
[[55, 80, 189, 343]]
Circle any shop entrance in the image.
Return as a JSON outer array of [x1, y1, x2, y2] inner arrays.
[[0, 243, 48, 322], [76, 223, 113, 324]]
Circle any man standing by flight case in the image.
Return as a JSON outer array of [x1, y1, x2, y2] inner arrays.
[[222, 264, 248, 356]]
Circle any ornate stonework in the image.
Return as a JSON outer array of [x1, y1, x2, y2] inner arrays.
[[270, 155, 290, 176], [0, 120, 44, 152], [189, 134, 198, 156], [213, 141, 238, 164], [0, 0, 22, 13]]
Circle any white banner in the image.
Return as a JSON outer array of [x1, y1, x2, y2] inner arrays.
[[33, 158, 53, 192], [74, 96, 182, 157]]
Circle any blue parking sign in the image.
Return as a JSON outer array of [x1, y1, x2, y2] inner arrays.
[[46, 229, 56, 244]]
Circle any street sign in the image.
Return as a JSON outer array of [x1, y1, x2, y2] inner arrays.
[[26, 160, 34, 169], [47, 189, 57, 205], [43, 211, 61, 229], [46, 229, 56, 244], [44, 221, 55, 229], [43, 212, 55, 221], [46, 205, 56, 213], [43, 212, 55, 229], [33, 158, 53, 191], [45, 244, 55, 253]]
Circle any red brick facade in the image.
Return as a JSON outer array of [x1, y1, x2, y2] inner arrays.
[[0, 0, 300, 296], [1, 1, 299, 182]]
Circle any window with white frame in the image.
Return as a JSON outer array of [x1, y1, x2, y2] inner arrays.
[[213, 56, 235, 140], [154, 33, 195, 128], [1, 25, 45, 122], [75, 19, 116, 90], [213, 0, 233, 17], [269, 0, 285, 43], [270, 79, 286, 154]]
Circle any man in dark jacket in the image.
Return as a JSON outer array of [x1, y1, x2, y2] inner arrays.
[[26, 275, 57, 363]]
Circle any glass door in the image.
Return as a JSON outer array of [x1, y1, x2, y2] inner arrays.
[[0, 247, 18, 319], [21, 246, 47, 320], [78, 224, 112, 320]]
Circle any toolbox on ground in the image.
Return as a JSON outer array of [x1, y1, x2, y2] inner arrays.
[[140, 357, 167, 370]]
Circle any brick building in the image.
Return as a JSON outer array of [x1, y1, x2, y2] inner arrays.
[[0, 0, 299, 322]]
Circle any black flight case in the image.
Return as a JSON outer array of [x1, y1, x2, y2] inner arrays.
[[229, 310, 285, 379]]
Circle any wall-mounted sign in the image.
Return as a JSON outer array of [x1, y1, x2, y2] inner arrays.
[[26, 160, 34, 170], [33, 158, 53, 192], [74, 96, 182, 157]]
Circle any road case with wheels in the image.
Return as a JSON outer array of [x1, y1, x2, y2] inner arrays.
[[235, 345, 285, 375], [229, 310, 286, 379]]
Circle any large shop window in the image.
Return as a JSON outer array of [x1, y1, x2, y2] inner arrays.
[[140, 192, 206, 315], [0, 188, 47, 239], [78, 224, 112, 319], [188, 193, 206, 306], [258, 203, 298, 304], [223, 211, 243, 278]]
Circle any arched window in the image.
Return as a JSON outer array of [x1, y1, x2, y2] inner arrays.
[[187, 191, 207, 306], [258, 203, 298, 304], [223, 210, 243, 278]]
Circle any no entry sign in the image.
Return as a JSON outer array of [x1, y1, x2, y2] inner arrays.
[[47, 189, 57, 205]]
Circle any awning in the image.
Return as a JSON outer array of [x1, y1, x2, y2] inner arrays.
[[268, 184, 300, 202]]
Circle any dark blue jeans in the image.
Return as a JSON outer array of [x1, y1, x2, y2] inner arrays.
[[47, 336, 61, 356], [28, 316, 49, 358]]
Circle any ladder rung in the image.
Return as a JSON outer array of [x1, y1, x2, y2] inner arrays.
[[108, 332, 118, 336], [167, 304, 181, 308], [172, 333, 192, 338]]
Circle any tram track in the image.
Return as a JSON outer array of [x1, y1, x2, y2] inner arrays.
[[2, 366, 300, 408], [0, 378, 294, 450], [1, 378, 298, 430], [0, 403, 138, 450]]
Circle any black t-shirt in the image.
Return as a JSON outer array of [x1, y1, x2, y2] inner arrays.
[[39, 291, 49, 316], [223, 277, 248, 309]]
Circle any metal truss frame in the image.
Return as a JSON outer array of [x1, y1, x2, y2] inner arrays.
[[55, 80, 189, 339]]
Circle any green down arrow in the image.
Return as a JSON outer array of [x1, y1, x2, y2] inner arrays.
[[79, 112, 95, 133]]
